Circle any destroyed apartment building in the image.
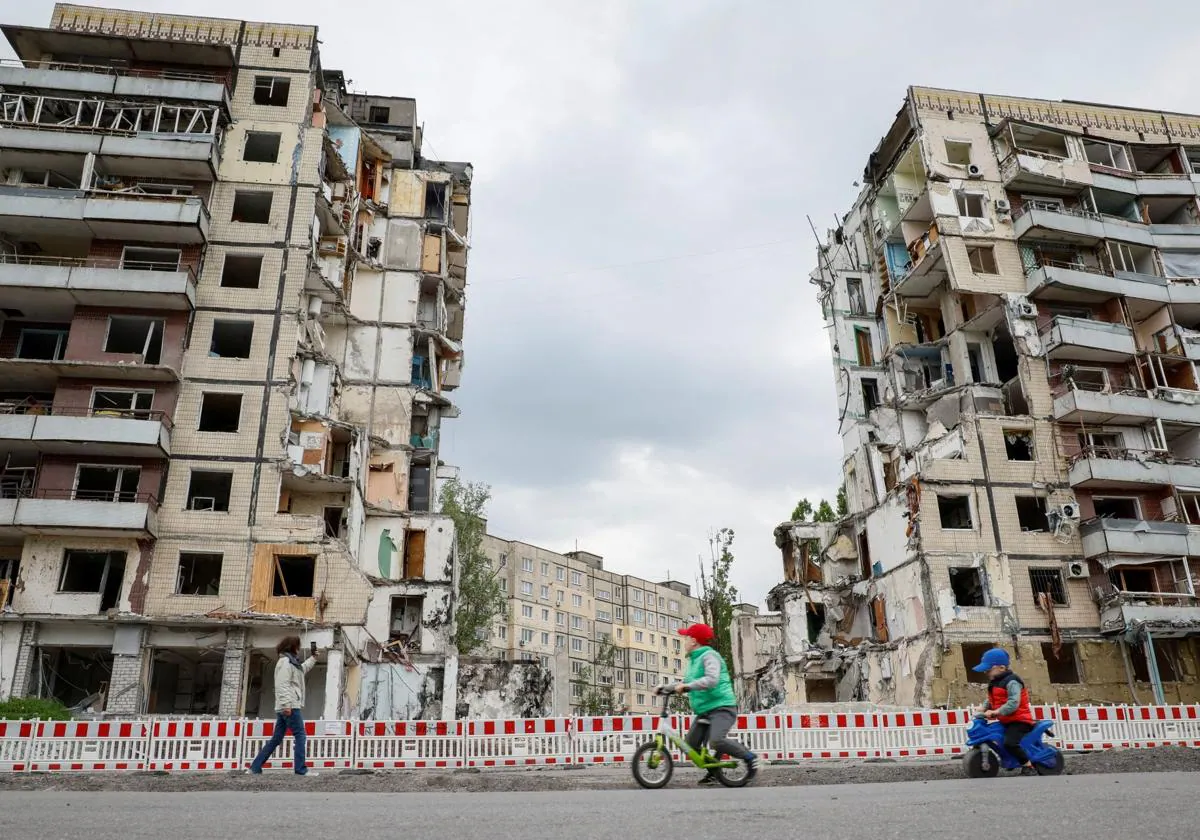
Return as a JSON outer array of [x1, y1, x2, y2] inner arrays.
[[762, 86, 1200, 709], [0, 4, 504, 720]]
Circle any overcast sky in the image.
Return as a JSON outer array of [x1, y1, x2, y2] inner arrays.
[[10, 0, 1200, 607]]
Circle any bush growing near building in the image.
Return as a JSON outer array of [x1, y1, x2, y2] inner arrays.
[[0, 697, 72, 720]]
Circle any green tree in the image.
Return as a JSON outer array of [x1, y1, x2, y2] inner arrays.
[[814, 499, 836, 522], [698, 528, 739, 667], [439, 478, 507, 654], [836, 485, 848, 516], [575, 637, 618, 715], [790, 498, 813, 521]]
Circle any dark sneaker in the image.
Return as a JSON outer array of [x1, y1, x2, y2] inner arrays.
[[1019, 765, 1037, 776], [745, 753, 760, 780], [697, 773, 716, 785]]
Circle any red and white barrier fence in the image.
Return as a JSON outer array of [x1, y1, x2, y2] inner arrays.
[[0, 704, 1196, 773]]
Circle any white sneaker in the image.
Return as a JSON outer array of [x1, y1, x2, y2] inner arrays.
[[297, 770, 320, 777]]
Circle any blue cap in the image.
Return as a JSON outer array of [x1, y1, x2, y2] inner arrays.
[[972, 648, 1010, 673]]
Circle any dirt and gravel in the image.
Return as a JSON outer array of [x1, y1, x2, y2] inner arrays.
[[0, 747, 1197, 793]]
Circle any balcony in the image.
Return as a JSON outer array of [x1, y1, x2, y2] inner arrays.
[[0, 405, 171, 457], [1052, 387, 1200, 425], [1012, 205, 1154, 248], [1101, 599, 1200, 635], [1080, 517, 1189, 559], [891, 225, 946, 298], [0, 186, 209, 244], [1068, 447, 1200, 490], [0, 57, 231, 113], [1026, 262, 1171, 306], [1000, 151, 1094, 192], [1041, 315, 1136, 362], [0, 488, 158, 538], [0, 256, 196, 310]]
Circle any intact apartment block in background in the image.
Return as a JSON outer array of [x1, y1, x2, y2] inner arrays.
[[763, 86, 1200, 709], [0, 4, 475, 720], [482, 534, 702, 715]]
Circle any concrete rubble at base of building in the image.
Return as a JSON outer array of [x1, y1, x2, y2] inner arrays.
[[742, 85, 1200, 712]]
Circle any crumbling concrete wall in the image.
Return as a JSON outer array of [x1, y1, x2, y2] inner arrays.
[[0, 622, 22, 699], [356, 662, 443, 719], [455, 660, 552, 719]]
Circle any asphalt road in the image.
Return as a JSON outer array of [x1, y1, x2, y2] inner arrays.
[[0, 772, 1191, 839]]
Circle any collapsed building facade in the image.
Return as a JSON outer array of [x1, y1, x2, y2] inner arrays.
[[766, 86, 1200, 709], [0, 4, 487, 719]]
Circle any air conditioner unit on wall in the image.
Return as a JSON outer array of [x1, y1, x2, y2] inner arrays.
[[995, 198, 1012, 214], [1058, 502, 1080, 520], [1019, 301, 1038, 319], [967, 163, 984, 179], [1065, 561, 1088, 580]]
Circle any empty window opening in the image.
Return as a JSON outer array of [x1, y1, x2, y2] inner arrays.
[[243, 132, 281, 163], [105, 317, 163, 363], [1083, 139, 1131, 172], [1106, 241, 1159, 276], [805, 603, 826, 644], [389, 595, 423, 644], [252, 76, 291, 107], [148, 649, 223, 715], [1009, 125, 1070, 159], [231, 191, 273, 224], [121, 247, 180, 272], [187, 470, 232, 512], [272, 554, 315, 597], [323, 506, 345, 539], [176, 552, 222, 596], [967, 245, 998, 274], [962, 643, 994, 684], [870, 596, 889, 642], [1015, 496, 1048, 532], [368, 105, 391, 123], [949, 567, 986, 607], [403, 529, 426, 579], [210, 320, 253, 358], [854, 327, 874, 366], [59, 549, 126, 611], [1029, 567, 1067, 606], [408, 464, 431, 512], [1094, 496, 1140, 520], [220, 255, 263, 289], [945, 139, 972, 167], [91, 389, 153, 417], [938, 495, 973, 530], [198, 392, 242, 433], [75, 465, 140, 502], [1064, 366, 1109, 392], [956, 191, 986, 218], [33, 648, 114, 710], [861, 378, 880, 412], [16, 328, 68, 360], [805, 679, 837, 702], [1004, 430, 1034, 460], [1130, 639, 1181, 682], [1078, 430, 1123, 458], [846, 278, 867, 315], [0, 556, 19, 607], [967, 342, 986, 383], [992, 326, 1019, 382], [1043, 643, 1082, 684], [424, 181, 448, 220]]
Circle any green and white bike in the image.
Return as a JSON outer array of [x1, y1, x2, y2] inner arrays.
[[631, 685, 754, 789]]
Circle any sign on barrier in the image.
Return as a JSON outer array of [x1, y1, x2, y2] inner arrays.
[[27, 720, 150, 772], [0, 720, 35, 772], [572, 715, 658, 764], [463, 717, 575, 767], [879, 709, 969, 759], [1054, 706, 1129, 752], [148, 720, 243, 772], [1123, 704, 1200, 749], [355, 720, 462, 769]]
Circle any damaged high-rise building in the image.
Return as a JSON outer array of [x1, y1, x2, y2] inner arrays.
[[767, 86, 1200, 709], [0, 4, 476, 720]]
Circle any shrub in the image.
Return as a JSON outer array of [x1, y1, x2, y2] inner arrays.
[[0, 697, 72, 720]]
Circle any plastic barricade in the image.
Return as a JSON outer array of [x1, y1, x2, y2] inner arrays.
[[241, 718, 354, 771], [732, 713, 787, 761], [26, 720, 150, 772], [571, 714, 695, 764], [355, 720, 463, 769], [878, 709, 968, 758], [1122, 704, 1200, 749], [0, 720, 35, 772], [462, 717, 575, 767], [1052, 705, 1130, 751], [782, 711, 883, 760], [148, 719, 244, 771]]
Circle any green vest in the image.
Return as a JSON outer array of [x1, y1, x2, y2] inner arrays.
[[685, 645, 738, 715]]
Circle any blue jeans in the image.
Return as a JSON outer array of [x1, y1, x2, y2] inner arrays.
[[250, 709, 308, 774]]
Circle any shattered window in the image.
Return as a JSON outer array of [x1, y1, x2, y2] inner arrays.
[[949, 567, 986, 607], [1029, 567, 1068, 606], [1004, 430, 1034, 460], [956, 191, 986, 218], [1043, 643, 1082, 684], [1015, 496, 1048, 532], [937, 495, 973, 530], [962, 643, 992, 684]]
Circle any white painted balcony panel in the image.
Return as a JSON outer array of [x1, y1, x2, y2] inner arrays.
[[11, 497, 156, 537], [1043, 316, 1137, 362], [1053, 388, 1200, 424], [1080, 517, 1189, 558], [0, 262, 195, 310]]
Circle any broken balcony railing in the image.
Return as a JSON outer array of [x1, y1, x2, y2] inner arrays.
[[0, 57, 230, 89], [0, 402, 173, 429]]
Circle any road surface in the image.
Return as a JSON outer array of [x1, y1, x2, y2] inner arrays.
[[0, 772, 1189, 839]]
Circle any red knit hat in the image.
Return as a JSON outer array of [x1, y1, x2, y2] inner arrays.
[[679, 623, 715, 645]]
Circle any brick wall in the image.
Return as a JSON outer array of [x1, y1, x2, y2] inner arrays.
[[52, 379, 180, 416], [62, 307, 187, 371], [86, 240, 204, 276]]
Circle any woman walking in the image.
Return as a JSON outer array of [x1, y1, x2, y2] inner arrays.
[[248, 636, 321, 775]]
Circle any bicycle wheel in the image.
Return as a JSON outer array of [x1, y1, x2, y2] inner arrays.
[[631, 741, 674, 789], [713, 755, 754, 788]]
